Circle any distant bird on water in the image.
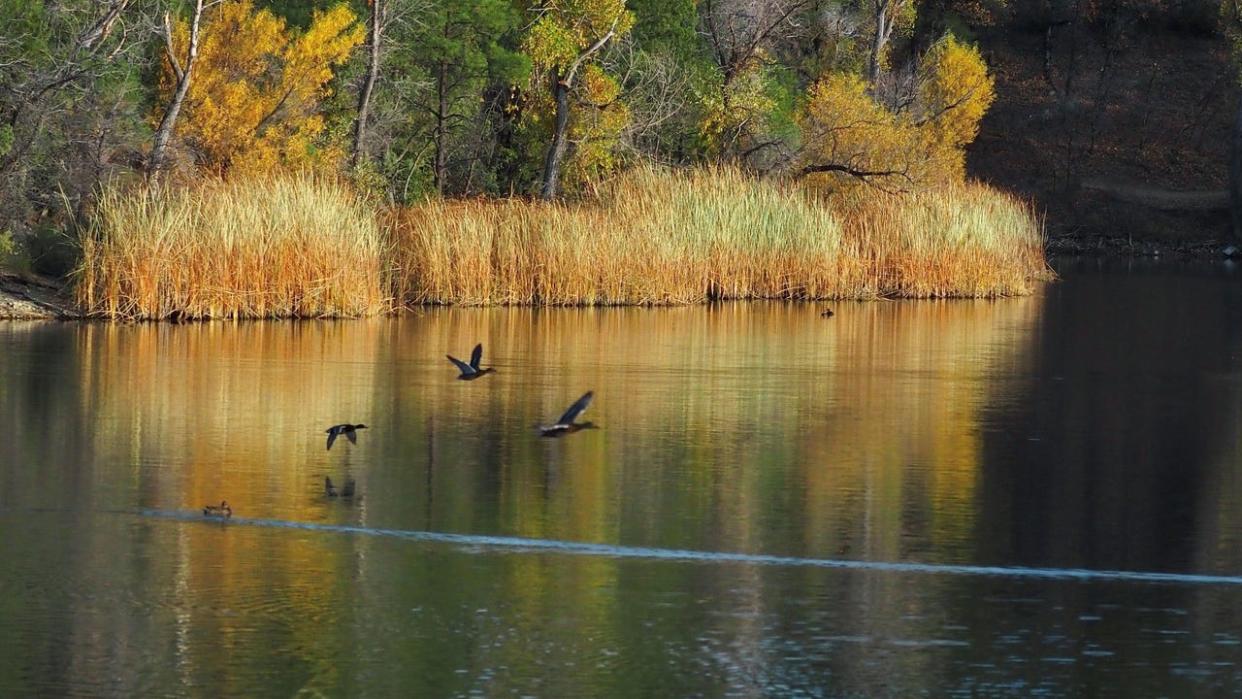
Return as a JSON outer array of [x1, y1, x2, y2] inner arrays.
[[539, 391, 598, 437], [821, 308, 834, 317], [447, 343, 496, 381], [326, 423, 367, 450], [325, 476, 356, 498], [202, 501, 232, 518]]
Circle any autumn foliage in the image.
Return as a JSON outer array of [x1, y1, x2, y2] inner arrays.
[[521, 0, 635, 190], [158, 0, 363, 175], [799, 36, 995, 190]]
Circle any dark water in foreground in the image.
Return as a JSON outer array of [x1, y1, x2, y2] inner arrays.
[[4, 260, 1242, 696]]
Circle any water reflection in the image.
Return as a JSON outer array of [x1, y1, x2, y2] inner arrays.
[[4, 266, 1242, 695]]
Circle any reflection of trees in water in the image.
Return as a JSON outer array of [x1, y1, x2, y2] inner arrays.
[[977, 267, 1242, 571], [969, 265, 1242, 693], [0, 297, 1046, 694]]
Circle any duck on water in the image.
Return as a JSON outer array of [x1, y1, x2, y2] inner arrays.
[[202, 501, 232, 518]]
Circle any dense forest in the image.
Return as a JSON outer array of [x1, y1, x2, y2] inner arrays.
[[1, 0, 1239, 278]]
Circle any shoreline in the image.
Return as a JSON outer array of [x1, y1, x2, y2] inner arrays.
[[7, 240, 1237, 322], [0, 273, 81, 320]]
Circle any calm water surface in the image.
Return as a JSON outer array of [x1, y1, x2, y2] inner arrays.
[[4, 260, 1242, 696]]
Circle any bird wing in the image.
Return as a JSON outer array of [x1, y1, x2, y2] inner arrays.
[[470, 343, 483, 370], [556, 391, 594, 426], [447, 354, 476, 376], [346, 429, 358, 445], [326, 428, 338, 450]]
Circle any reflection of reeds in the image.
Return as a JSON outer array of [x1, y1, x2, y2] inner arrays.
[[53, 299, 1040, 556], [2, 303, 1049, 691], [76, 175, 387, 320]]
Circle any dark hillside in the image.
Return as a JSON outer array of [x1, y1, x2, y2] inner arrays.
[[966, 19, 1238, 245]]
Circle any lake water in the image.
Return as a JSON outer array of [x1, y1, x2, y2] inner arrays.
[[4, 260, 1242, 696]]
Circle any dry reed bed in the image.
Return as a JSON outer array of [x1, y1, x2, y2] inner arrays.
[[389, 168, 864, 305], [389, 167, 1048, 306], [76, 168, 1049, 318], [77, 175, 387, 319]]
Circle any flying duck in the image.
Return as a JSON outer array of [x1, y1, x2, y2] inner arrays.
[[539, 391, 598, 437], [325, 423, 367, 450], [447, 343, 496, 381]]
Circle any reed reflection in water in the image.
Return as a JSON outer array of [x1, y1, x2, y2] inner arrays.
[[5, 272, 1242, 695]]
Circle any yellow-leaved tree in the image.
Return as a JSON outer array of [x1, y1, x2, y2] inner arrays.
[[521, 0, 634, 198], [158, 0, 363, 175], [914, 36, 996, 182], [799, 36, 995, 191]]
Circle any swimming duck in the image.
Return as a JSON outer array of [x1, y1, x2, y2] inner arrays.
[[341, 477, 356, 497], [203, 501, 232, 518], [325, 476, 338, 497], [539, 391, 598, 437], [821, 309, 834, 317], [325, 423, 367, 450], [447, 343, 496, 381]]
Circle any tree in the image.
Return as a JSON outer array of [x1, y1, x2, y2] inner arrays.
[[697, 0, 811, 163], [157, 0, 363, 175], [410, 0, 527, 193], [798, 35, 994, 190], [867, 0, 916, 87], [798, 72, 914, 186], [151, 0, 217, 176], [351, 0, 383, 170], [0, 0, 148, 262], [912, 34, 995, 181], [522, 0, 634, 199]]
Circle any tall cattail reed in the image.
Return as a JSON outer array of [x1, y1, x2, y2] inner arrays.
[[839, 181, 1052, 298], [77, 174, 388, 319], [390, 167, 862, 306], [77, 167, 1048, 317], [389, 166, 1048, 306]]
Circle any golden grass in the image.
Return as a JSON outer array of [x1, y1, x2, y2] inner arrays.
[[389, 167, 1049, 306], [77, 174, 387, 319], [389, 167, 864, 305], [840, 181, 1052, 298], [76, 167, 1049, 318]]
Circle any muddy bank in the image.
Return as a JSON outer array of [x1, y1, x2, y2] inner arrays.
[[0, 273, 80, 319]]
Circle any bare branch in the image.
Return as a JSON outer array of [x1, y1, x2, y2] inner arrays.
[[162, 13, 184, 83]]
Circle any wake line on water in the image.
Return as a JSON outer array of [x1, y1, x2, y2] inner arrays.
[[137, 509, 1242, 587]]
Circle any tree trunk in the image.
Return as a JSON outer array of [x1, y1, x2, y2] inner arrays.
[[540, 74, 571, 200], [868, 2, 889, 87], [351, 0, 382, 169], [150, 0, 205, 176], [433, 61, 448, 194], [536, 21, 616, 200], [1232, 91, 1242, 241]]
